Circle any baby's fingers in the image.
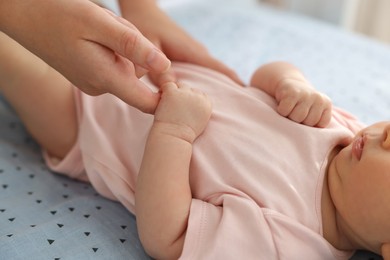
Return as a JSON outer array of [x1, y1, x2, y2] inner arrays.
[[296, 96, 332, 127], [283, 101, 311, 123], [316, 107, 332, 128], [277, 96, 300, 117], [302, 105, 328, 127], [303, 94, 332, 127]]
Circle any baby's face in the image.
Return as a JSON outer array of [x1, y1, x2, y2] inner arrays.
[[328, 121, 390, 250]]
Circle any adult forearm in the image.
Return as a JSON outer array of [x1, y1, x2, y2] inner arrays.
[[0, 1, 29, 35], [118, 0, 157, 16], [0, 0, 12, 30], [118, 0, 162, 30], [0, 0, 86, 62], [136, 126, 192, 259]]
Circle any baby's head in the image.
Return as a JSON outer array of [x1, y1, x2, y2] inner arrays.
[[327, 121, 390, 255]]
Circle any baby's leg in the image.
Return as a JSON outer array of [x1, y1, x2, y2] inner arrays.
[[0, 32, 78, 159]]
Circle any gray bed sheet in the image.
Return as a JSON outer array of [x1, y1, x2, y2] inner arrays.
[[1, 0, 389, 259]]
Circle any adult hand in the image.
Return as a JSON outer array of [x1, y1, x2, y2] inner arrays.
[[119, 0, 243, 86], [0, 0, 170, 113]]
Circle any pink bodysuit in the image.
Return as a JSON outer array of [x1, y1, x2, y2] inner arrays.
[[45, 63, 364, 259]]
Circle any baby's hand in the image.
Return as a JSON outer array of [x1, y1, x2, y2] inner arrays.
[[275, 78, 332, 127], [154, 82, 212, 143]]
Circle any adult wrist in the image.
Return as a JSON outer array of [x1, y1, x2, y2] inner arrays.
[[0, 1, 14, 33], [118, 0, 158, 17]]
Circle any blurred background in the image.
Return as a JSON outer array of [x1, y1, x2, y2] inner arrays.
[[259, 0, 390, 45], [103, 0, 390, 45]]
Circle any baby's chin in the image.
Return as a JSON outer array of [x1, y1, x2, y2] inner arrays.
[[340, 136, 354, 147]]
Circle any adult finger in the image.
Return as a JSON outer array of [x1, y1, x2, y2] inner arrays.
[[104, 54, 160, 113], [134, 64, 149, 78], [148, 69, 177, 87], [145, 41, 176, 87], [109, 75, 160, 114], [95, 10, 171, 73]]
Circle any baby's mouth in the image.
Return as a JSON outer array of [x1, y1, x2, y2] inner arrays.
[[352, 135, 365, 161]]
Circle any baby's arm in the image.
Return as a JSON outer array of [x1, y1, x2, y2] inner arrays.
[[136, 82, 212, 259], [250, 62, 332, 127]]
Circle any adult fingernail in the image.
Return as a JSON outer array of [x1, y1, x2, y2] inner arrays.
[[158, 72, 176, 86], [147, 48, 171, 72]]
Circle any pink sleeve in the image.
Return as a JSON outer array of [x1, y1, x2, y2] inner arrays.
[[179, 195, 352, 259], [42, 142, 88, 182], [180, 195, 277, 259]]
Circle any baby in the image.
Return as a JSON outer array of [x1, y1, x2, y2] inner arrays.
[[1, 32, 390, 259]]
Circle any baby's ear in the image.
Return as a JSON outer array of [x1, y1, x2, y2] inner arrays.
[[381, 243, 390, 260]]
